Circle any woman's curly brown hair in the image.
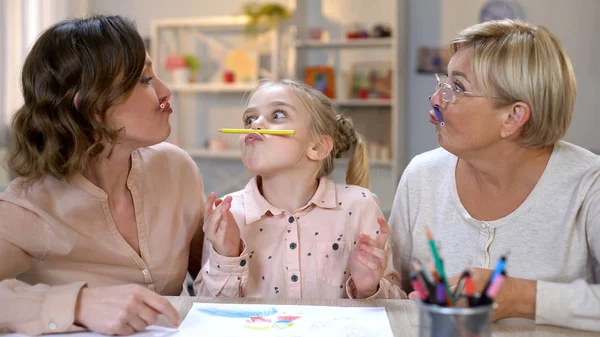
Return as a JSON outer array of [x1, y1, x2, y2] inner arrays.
[[7, 15, 146, 181]]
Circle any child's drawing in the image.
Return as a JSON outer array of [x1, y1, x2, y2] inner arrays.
[[179, 303, 393, 337]]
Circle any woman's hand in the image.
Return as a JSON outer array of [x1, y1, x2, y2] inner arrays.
[[203, 193, 242, 257], [75, 284, 179, 335], [349, 216, 390, 298], [448, 267, 537, 320]]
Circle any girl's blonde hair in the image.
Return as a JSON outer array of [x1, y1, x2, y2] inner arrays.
[[248, 79, 370, 188]]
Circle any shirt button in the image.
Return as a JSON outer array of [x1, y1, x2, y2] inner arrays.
[[480, 223, 486, 229], [142, 269, 149, 275], [291, 275, 298, 282], [240, 259, 247, 267], [48, 322, 57, 330], [288, 216, 295, 223], [289, 242, 297, 250]]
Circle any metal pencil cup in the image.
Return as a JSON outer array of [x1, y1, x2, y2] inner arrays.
[[418, 301, 493, 337]]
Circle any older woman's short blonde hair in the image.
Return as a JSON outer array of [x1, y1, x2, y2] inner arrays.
[[450, 19, 576, 148]]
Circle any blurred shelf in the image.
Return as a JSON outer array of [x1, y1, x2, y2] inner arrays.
[[153, 15, 250, 29], [335, 158, 393, 168], [368, 159, 393, 168], [169, 82, 256, 93], [185, 148, 242, 159], [184, 148, 393, 167], [335, 99, 392, 107], [295, 38, 392, 49]]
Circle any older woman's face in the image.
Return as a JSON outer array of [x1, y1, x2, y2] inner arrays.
[[107, 54, 172, 150], [429, 48, 508, 157]]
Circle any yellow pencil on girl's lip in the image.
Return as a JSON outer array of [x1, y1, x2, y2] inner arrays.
[[217, 128, 295, 135]]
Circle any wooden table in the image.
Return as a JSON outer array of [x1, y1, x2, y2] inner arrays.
[[166, 296, 599, 337]]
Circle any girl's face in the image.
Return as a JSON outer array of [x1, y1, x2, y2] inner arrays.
[[241, 85, 321, 178], [106, 54, 172, 151]]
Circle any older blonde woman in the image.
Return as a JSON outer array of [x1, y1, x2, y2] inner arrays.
[[389, 19, 599, 331]]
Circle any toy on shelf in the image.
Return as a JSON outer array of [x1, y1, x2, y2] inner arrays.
[[372, 23, 392, 38], [349, 61, 392, 100], [166, 54, 201, 83], [305, 66, 336, 99], [183, 54, 201, 82], [242, 2, 291, 36], [344, 23, 369, 39], [165, 54, 189, 84], [344, 22, 392, 40], [223, 49, 257, 83], [223, 70, 235, 83]]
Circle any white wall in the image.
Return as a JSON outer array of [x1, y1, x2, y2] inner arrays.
[[406, 0, 441, 160], [0, 3, 6, 147], [406, 0, 600, 158], [0, 0, 87, 132]]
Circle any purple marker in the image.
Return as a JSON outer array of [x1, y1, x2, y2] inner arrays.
[[428, 96, 445, 126], [433, 106, 445, 126], [436, 281, 447, 306]]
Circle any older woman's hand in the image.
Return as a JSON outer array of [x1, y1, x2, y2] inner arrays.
[[448, 267, 537, 321], [75, 284, 179, 335], [203, 193, 242, 257]]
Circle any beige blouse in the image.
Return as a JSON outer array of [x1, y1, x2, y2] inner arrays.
[[0, 143, 205, 335]]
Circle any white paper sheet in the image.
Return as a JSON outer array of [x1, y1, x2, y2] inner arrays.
[[178, 303, 394, 337]]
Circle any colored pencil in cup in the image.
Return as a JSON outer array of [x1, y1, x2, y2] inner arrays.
[[425, 227, 453, 306]]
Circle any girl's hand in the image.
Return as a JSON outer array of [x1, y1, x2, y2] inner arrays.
[[349, 216, 390, 298], [202, 193, 242, 257]]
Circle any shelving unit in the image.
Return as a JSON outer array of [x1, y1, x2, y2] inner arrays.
[[334, 99, 391, 107], [288, 0, 406, 214], [151, 15, 280, 158], [184, 147, 393, 167], [168, 82, 258, 93], [184, 148, 242, 159], [150, 16, 281, 197], [150, 0, 407, 211], [294, 38, 392, 49]]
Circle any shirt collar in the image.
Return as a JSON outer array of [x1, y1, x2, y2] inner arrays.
[[69, 149, 141, 199], [308, 176, 338, 209], [242, 176, 338, 225]]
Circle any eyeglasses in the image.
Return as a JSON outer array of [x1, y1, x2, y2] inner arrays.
[[434, 73, 504, 103]]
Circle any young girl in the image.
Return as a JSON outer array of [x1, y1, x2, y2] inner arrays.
[[194, 79, 405, 299]]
